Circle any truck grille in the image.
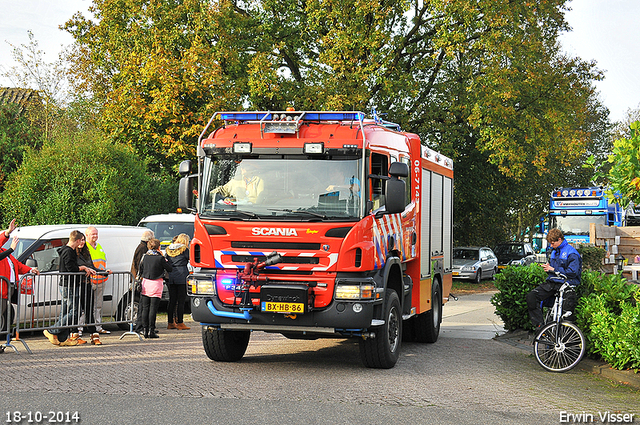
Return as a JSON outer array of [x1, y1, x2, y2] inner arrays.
[[231, 241, 321, 250], [231, 255, 319, 264]]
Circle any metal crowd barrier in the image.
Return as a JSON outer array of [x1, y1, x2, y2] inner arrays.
[[2, 276, 29, 354], [3, 271, 142, 353]]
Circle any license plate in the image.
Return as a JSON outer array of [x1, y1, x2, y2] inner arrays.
[[498, 265, 507, 269], [261, 301, 305, 314], [452, 272, 459, 276]]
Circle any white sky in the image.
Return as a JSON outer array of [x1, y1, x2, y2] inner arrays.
[[0, 0, 639, 122]]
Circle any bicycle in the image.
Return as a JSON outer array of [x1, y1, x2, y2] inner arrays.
[[533, 272, 586, 372]]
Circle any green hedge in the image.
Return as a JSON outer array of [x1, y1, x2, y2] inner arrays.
[[576, 271, 640, 371], [491, 264, 547, 331], [492, 266, 640, 371]]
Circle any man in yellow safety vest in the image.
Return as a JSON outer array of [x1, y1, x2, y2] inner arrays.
[[86, 226, 111, 334]]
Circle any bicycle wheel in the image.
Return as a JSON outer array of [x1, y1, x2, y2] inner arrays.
[[534, 321, 586, 372]]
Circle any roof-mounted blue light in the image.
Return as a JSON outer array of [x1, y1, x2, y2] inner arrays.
[[217, 111, 365, 123]]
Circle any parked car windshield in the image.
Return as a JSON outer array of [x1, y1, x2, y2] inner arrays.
[[494, 244, 525, 256], [453, 248, 480, 260], [139, 221, 195, 246], [200, 157, 363, 220]]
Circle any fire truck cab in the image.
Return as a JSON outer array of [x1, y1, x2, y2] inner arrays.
[[179, 111, 453, 368]]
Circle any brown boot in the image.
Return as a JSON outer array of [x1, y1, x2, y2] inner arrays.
[[175, 322, 190, 330], [70, 333, 88, 345], [167, 318, 177, 329], [43, 330, 60, 346]]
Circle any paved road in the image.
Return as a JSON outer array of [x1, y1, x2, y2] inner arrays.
[[1, 293, 638, 425]]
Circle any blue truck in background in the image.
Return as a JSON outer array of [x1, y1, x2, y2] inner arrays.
[[548, 187, 624, 244]]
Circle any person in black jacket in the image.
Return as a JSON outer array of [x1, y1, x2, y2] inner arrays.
[[134, 238, 172, 338], [165, 233, 191, 330], [131, 229, 154, 277], [44, 230, 97, 346]]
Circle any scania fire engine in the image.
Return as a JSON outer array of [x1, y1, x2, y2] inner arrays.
[[179, 110, 453, 368]]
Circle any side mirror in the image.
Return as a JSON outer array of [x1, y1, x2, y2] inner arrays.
[[178, 175, 195, 210], [179, 160, 192, 177], [385, 162, 409, 214], [25, 258, 38, 268]]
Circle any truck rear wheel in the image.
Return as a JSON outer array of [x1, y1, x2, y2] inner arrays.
[[359, 289, 401, 369], [202, 326, 250, 362], [414, 280, 442, 343]]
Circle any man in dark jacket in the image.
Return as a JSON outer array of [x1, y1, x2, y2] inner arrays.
[[131, 229, 154, 277], [526, 228, 582, 330]]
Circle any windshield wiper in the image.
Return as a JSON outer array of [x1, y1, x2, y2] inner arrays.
[[213, 209, 260, 219], [268, 209, 328, 220]]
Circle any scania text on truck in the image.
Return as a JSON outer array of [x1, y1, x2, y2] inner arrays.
[[549, 187, 623, 244], [179, 110, 453, 368]]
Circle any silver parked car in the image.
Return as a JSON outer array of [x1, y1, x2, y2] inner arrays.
[[452, 247, 498, 283]]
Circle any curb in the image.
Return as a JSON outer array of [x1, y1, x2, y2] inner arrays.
[[495, 332, 640, 390]]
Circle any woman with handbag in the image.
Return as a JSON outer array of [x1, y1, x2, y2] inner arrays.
[[134, 238, 172, 338]]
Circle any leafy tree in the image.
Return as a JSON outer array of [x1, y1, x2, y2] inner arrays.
[[0, 128, 177, 226], [64, 0, 607, 243], [598, 121, 640, 208], [63, 0, 249, 172]]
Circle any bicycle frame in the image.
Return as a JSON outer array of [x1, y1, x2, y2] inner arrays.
[[546, 281, 572, 325]]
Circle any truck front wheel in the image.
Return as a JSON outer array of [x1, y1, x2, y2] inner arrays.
[[202, 326, 251, 362], [359, 289, 402, 369]]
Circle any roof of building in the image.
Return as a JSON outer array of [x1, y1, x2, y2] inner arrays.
[[0, 87, 42, 114]]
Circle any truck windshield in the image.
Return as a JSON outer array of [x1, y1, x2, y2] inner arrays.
[[550, 215, 607, 235], [200, 158, 363, 220]]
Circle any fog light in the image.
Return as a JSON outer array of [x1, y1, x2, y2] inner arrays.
[[353, 303, 363, 313]]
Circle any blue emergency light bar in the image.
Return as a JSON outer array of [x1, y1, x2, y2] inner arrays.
[[218, 111, 365, 122]]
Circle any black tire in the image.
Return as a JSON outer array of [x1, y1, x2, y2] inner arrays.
[[359, 290, 402, 369], [474, 269, 482, 284], [534, 322, 586, 372], [202, 326, 251, 362], [116, 294, 140, 330], [414, 280, 442, 343]]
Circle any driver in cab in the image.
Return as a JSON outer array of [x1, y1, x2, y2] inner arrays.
[[212, 162, 264, 204]]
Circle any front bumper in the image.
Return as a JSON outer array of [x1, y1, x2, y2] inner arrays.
[[190, 294, 379, 333], [452, 270, 477, 280]]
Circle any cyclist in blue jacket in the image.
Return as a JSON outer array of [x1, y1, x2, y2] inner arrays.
[[526, 228, 582, 330]]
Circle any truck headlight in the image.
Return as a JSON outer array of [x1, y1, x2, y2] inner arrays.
[[335, 283, 375, 300], [187, 276, 215, 295]]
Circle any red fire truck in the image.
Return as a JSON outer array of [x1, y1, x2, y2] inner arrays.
[[179, 111, 453, 368]]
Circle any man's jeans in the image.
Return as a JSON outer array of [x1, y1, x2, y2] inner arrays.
[[49, 284, 81, 338]]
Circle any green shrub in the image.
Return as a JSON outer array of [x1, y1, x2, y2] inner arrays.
[[576, 244, 607, 271], [1, 129, 178, 226], [491, 264, 547, 331], [576, 274, 640, 371]]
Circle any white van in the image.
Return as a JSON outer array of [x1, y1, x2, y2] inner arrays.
[[2, 225, 147, 328]]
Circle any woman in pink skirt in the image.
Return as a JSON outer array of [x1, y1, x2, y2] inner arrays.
[[134, 238, 172, 338]]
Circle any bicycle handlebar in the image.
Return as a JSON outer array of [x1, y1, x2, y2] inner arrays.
[[553, 271, 568, 281]]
